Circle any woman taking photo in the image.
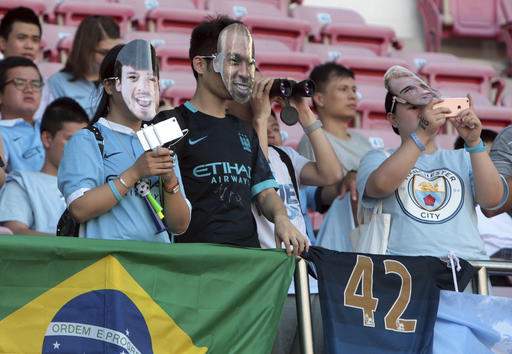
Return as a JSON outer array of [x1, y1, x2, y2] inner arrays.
[[356, 66, 509, 260], [58, 40, 191, 242]]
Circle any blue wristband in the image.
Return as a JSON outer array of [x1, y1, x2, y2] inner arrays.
[[410, 132, 425, 152], [108, 179, 123, 203], [464, 139, 486, 154]]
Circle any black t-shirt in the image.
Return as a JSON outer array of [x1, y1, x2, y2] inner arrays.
[[153, 103, 277, 247], [304, 246, 474, 354]]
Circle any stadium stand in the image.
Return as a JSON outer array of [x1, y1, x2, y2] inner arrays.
[[207, 0, 310, 50], [120, 0, 212, 33], [53, 0, 134, 33], [291, 5, 400, 55]]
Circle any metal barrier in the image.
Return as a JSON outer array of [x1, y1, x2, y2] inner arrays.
[[294, 258, 314, 354], [470, 259, 512, 295]]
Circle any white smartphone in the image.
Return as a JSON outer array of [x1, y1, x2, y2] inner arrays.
[[137, 117, 184, 151]]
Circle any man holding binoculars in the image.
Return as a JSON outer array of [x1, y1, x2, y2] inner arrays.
[[154, 16, 310, 256]]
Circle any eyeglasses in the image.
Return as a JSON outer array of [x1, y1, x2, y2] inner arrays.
[[4, 78, 44, 91]]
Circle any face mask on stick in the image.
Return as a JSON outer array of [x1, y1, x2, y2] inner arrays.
[[114, 39, 159, 121]]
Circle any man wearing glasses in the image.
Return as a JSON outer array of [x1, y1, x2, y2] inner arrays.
[[0, 56, 44, 172]]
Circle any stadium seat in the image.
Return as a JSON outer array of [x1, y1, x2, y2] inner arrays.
[[38, 61, 63, 80], [392, 51, 459, 71], [0, 0, 46, 18], [208, 0, 310, 51], [120, 0, 211, 33], [291, 5, 399, 55], [41, 24, 76, 63], [54, 0, 134, 33], [418, 0, 501, 52], [337, 56, 410, 85], [255, 39, 321, 80], [421, 61, 495, 96], [303, 42, 376, 63], [160, 70, 196, 106], [125, 31, 190, 71]]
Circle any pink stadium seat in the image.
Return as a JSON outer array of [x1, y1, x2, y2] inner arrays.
[[160, 71, 196, 106], [357, 83, 386, 102], [55, 0, 134, 33], [255, 39, 321, 80], [125, 31, 191, 71], [418, 0, 501, 52], [0, 0, 46, 18], [120, 0, 211, 33], [41, 24, 76, 62], [337, 56, 410, 85], [357, 99, 388, 130], [208, 0, 310, 51], [38, 62, 63, 79], [291, 5, 398, 55], [302, 42, 376, 63], [421, 61, 495, 96], [392, 51, 459, 71], [498, 0, 512, 75]]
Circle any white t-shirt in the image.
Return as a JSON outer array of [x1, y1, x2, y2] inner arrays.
[[252, 146, 318, 294], [254, 146, 309, 248], [476, 206, 512, 256]]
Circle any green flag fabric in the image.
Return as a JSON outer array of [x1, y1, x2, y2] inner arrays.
[[0, 236, 295, 353]]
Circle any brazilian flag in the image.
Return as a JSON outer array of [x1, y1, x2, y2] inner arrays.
[[0, 236, 295, 353]]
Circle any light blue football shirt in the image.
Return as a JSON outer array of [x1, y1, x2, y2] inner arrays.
[[0, 171, 65, 234], [357, 148, 489, 260], [48, 71, 101, 118], [58, 118, 190, 242], [0, 118, 44, 173]]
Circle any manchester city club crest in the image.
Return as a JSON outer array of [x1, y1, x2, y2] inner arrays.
[[396, 168, 464, 224], [238, 133, 252, 153]]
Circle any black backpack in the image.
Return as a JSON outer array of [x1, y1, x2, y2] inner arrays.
[[56, 125, 104, 237]]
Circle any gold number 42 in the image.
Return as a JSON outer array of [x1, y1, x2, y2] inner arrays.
[[343, 255, 417, 333]]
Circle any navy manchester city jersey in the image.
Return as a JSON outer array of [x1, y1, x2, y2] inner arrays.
[[304, 247, 474, 354], [153, 103, 277, 247]]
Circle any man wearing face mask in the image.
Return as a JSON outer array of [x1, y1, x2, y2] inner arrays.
[[152, 17, 308, 255]]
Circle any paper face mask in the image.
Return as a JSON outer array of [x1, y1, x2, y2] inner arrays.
[[384, 65, 440, 106], [212, 23, 256, 104], [115, 40, 159, 121]]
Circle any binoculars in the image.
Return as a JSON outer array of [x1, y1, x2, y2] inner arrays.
[[270, 79, 316, 99], [269, 79, 316, 126]]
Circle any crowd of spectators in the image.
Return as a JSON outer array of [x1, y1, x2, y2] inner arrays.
[[0, 6, 511, 352]]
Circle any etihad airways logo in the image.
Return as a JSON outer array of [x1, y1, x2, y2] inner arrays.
[[193, 161, 252, 185]]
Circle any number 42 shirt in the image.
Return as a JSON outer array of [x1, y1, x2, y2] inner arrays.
[[304, 246, 474, 354]]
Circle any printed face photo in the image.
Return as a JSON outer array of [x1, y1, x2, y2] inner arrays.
[[119, 65, 158, 121]]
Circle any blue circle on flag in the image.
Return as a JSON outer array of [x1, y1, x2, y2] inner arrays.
[[42, 289, 153, 353]]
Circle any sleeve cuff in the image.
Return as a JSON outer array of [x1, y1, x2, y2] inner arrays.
[[66, 188, 91, 206], [251, 179, 279, 198]]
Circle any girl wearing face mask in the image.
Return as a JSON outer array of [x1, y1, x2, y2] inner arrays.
[[355, 66, 509, 261], [57, 43, 191, 242]]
